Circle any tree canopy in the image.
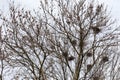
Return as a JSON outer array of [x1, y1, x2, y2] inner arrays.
[[0, 0, 120, 80]]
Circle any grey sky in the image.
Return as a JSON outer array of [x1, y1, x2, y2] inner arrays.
[[0, 0, 40, 11], [99, 0, 120, 21], [0, 0, 120, 21]]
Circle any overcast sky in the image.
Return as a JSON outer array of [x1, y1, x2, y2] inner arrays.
[[99, 0, 120, 22], [0, 0, 120, 24]]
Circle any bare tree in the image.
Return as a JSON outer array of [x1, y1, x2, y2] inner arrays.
[[0, 0, 120, 80]]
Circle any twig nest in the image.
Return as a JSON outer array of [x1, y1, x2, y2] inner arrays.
[[22, 36, 28, 40], [77, 16, 80, 21], [71, 39, 77, 46], [50, 45, 55, 49], [102, 56, 109, 62], [93, 76, 99, 80], [62, 51, 68, 58], [89, 4, 93, 13], [89, 4, 93, 9], [96, 4, 102, 15], [87, 64, 92, 72], [86, 52, 92, 57], [68, 56, 75, 61], [66, 20, 70, 24], [92, 27, 101, 34]]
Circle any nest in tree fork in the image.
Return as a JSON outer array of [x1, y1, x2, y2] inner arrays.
[[93, 76, 100, 80], [102, 56, 109, 62], [62, 51, 68, 58], [68, 56, 75, 61], [71, 39, 77, 46], [86, 52, 92, 57], [87, 64, 92, 72], [92, 27, 101, 34]]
